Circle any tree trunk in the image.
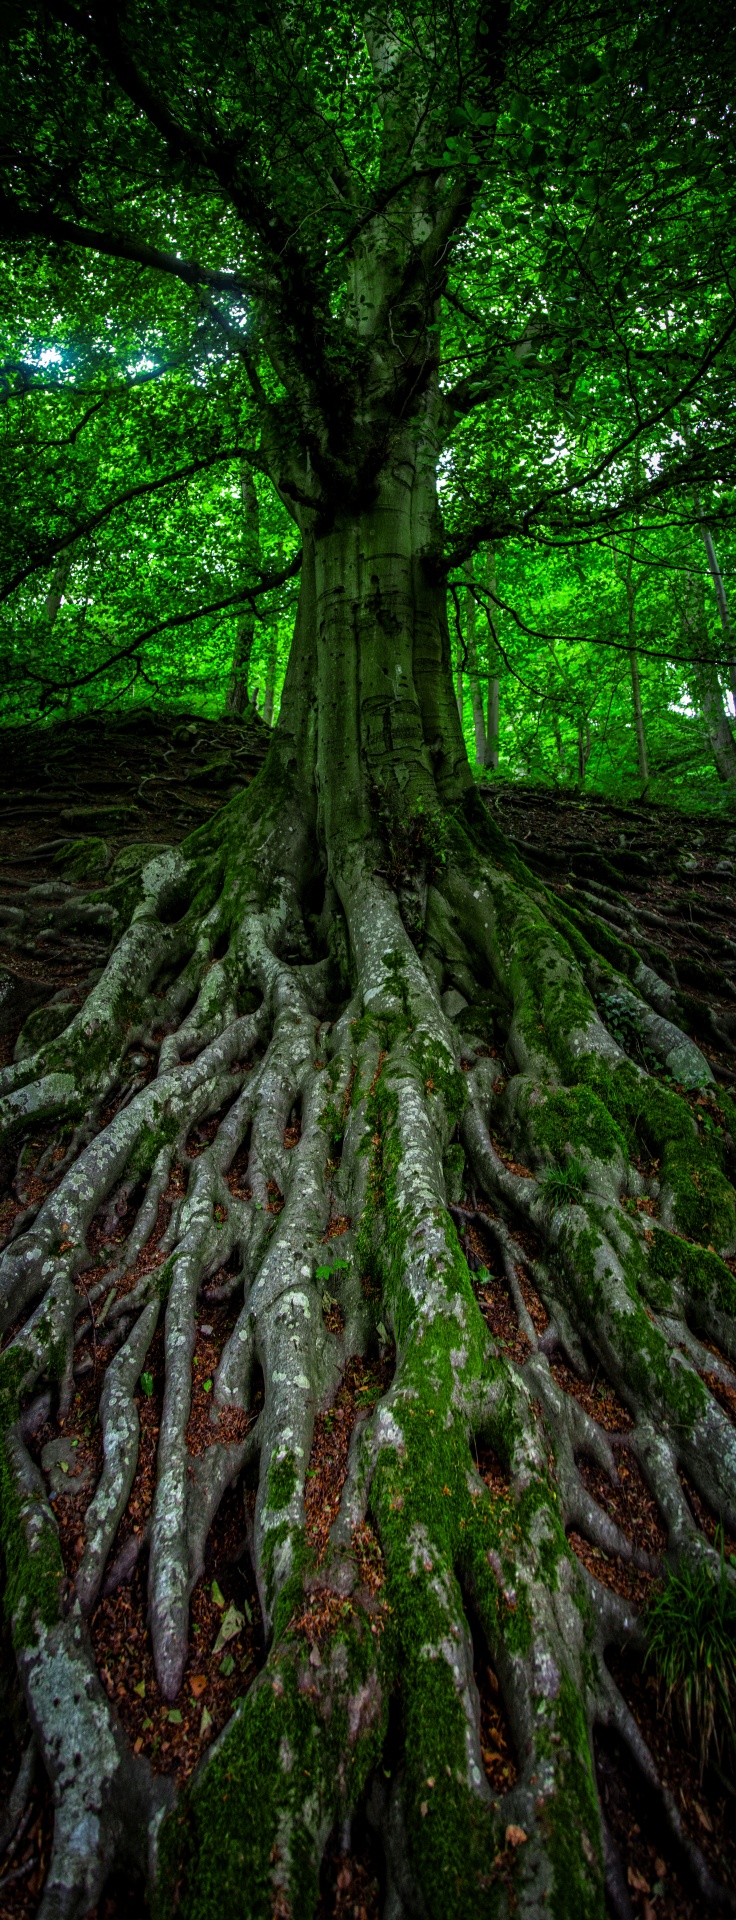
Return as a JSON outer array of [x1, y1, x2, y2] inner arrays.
[[44, 549, 72, 628], [225, 465, 260, 716], [682, 568, 736, 789], [2, 451, 733, 1920], [551, 710, 566, 778], [483, 551, 500, 770], [613, 530, 650, 798], [628, 633, 649, 799], [464, 560, 487, 767], [696, 505, 736, 710]]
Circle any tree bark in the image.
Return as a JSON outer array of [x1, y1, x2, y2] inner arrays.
[[682, 568, 736, 789], [225, 465, 260, 716], [464, 560, 487, 767], [696, 503, 736, 710]]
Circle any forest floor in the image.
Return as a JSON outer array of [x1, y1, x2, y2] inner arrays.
[[1, 710, 735, 1920]]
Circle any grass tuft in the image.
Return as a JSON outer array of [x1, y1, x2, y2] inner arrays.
[[644, 1541, 736, 1773], [541, 1156, 587, 1209]]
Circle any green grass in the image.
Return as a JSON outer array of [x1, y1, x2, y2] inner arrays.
[[644, 1541, 736, 1773], [540, 1156, 587, 1210]]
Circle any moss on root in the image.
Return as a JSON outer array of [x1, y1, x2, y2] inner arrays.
[[153, 1615, 391, 1920]]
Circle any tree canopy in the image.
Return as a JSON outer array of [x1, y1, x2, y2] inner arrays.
[[2, 0, 736, 805], [3, 9, 736, 1920]]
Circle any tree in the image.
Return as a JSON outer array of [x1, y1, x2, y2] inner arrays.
[[2, 4, 736, 1917]]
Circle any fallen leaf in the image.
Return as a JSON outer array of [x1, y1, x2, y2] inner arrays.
[[211, 1579, 226, 1608], [200, 1706, 212, 1738], [505, 1826, 527, 1849], [654, 1858, 666, 1879], [627, 1867, 650, 1893], [134, 1680, 145, 1698], [213, 1603, 244, 1653], [420, 1802, 428, 1817], [168, 1708, 182, 1725], [133, 1736, 143, 1754], [693, 1802, 713, 1833], [190, 1675, 207, 1698]]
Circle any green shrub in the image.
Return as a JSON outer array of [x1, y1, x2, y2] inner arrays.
[[644, 1542, 736, 1772]]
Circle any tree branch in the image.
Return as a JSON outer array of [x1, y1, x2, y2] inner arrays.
[[24, 554, 303, 692], [0, 445, 262, 604], [0, 194, 247, 294]]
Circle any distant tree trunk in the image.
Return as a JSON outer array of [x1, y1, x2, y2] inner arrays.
[[484, 550, 500, 770], [695, 501, 736, 710], [613, 529, 649, 798], [464, 561, 486, 766], [225, 464, 260, 716], [551, 712, 566, 778], [682, 569, 736, 790], [262, 630, 278, 726], [576, 718, 591, 785], [628, 631, 649, 799], [44, 550, 72, 627]]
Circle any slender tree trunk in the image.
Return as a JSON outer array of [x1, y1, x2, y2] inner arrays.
[[44, 550, 72, 627], [695, 502, 736, 710], [464, 560, 487, 766], [484, 550, 500, 770], [628, 626, 649, 799], [682, 569, 736, 789], [551, 711, 566, 778], [613, 529, 650, 797], [225, 464, 260, 716]]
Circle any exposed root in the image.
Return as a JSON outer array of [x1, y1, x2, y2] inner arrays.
[[2, 772, 736, 1919]]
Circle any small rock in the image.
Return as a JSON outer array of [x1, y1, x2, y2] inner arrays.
[[40, 1437, 94, 1498], [0, 965, 52, 1039]]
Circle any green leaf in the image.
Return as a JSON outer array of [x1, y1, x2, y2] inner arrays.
[[140, 1372, 154, 1398]]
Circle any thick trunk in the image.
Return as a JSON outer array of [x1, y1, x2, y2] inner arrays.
[[2, 452, 735, 1920], [311, 429, 471, 875]]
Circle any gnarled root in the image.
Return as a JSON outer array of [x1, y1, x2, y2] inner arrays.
[[2, 776, 735, 1918]]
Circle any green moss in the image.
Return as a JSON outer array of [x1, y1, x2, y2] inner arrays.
[[0, 1431, 64, 1650], [127, 1114, 180, 1181], [54, 836, 110, 882], [411, 1034, 466, 1126], [268, 1450, 298, 1512], [319, 1098, 343, 1151], [154, 1619, 391, 1920], [649, 1231, 736, 1319], [525, 1083, 627, 1169], [547, 1672, 605, 1920], [445, 1143, 466, 1205]]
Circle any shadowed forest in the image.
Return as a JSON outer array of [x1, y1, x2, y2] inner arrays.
[[2, 4, 736, 1920]]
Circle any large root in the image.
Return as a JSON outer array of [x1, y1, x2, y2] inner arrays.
[[2, 772, 736, 1919]]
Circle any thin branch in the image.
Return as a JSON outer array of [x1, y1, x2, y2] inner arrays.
[[0, 445, 261, 604], [24, 554, 302, 691]]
